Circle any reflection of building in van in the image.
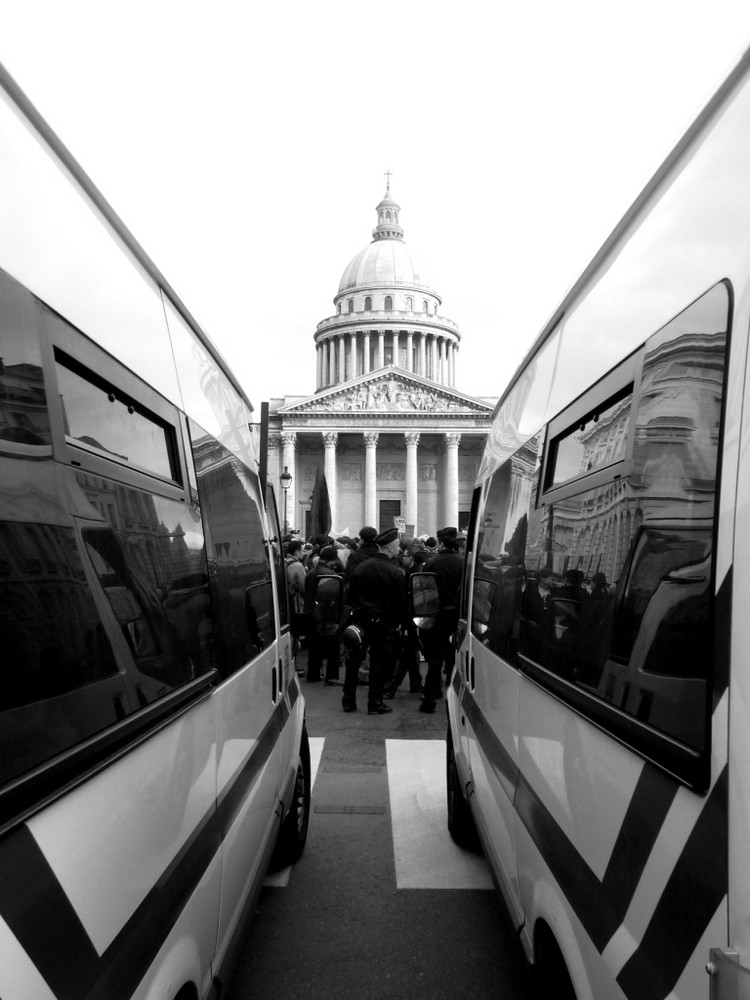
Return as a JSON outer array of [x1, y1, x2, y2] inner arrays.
[[597, 526, 711, 751], [470, 281, 728, 774], [0, 360, 51, 447]]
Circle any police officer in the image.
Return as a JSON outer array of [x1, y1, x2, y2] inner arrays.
[[343, 527, 407, 714], [420, 526, 463, 714]]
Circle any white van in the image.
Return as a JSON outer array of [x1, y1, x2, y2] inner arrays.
[[0, 62, 310, 1000], [445, 44, 750, 1000]]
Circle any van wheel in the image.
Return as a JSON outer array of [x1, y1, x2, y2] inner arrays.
[[271, 727, 311, 869], [531, 924, 577, 1000], [446, 734, 479, 850]]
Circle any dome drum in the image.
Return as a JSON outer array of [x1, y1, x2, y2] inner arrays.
[[315, 328, 459, 389]]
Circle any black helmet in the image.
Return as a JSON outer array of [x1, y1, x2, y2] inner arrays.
[[342, 622, 364, 651]]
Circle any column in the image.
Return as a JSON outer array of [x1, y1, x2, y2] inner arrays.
[[364, 331, 371, 374], [419, 333, 427, 377], [364, 432, 379, 528], [431, 336, 438, 381], [316, 344, 322, 389], [281, 432, 297, 533], [438, 338, 445, 385], [406, 332, 414, 372], [323, 432, 338, 530], [405, 432, 420, 532], [378, 331, 386, 369], [348, 332, 356, 379], [328, 338, 336, 386], [268, 434, 282, 493], [443, 432, 461, 528], [338, 337, 346, 386]]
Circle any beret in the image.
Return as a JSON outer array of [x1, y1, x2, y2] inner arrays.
[[437, 526, 458, 540], [375, 527, 399, 546]]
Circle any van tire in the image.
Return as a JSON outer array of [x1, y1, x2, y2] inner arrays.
[[271, 726, 311, 868], [531, 923, 577, 1000], [446, 732, 480, 850]]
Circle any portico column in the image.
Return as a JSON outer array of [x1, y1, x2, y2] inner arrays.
[[323, 432, 338, 530], [378, 331, 385, 369], [364, 332, 371, 374], [281, 432, 298, 532], [364, 432, 379, 527], [443, 432, 461, 528], [405, 432, 420, 531], [268, 434, 282, 490], [407, 332, 414, 372]]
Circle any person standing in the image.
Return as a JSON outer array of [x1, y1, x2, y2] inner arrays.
[[285, 539, 307, 618], [419, 526, 463, 714], [344, 527, 407, 714], [303, 545, 344, 684], [383, 546, 425, 698], [341, 526, 380, 688], [343, 526, 380, 597]]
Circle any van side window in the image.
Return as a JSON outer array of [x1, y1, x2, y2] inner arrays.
[[471, 436, 540, 658], [546, 386, 632, 490], [56, 350, 179, 483], [0, 269, 52, 450], [82, 511, 212, 693], [190, 421, 275, 676], [0, 521, 121, 785], [473, 282, 730, 781]]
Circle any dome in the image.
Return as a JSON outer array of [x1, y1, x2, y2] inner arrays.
[[338, 238, 434, 294]]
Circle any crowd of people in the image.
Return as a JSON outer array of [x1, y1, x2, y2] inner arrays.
[[283, 525, 465, 715]]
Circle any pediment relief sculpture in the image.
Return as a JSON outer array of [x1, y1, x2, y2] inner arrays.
[[285, 376, 491, 414]]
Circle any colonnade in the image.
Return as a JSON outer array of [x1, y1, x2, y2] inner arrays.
[[276, 429, 462, 534], [315, 330, 458, 390]]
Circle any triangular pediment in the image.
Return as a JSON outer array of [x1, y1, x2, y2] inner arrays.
[[279, 366, 494, 415]]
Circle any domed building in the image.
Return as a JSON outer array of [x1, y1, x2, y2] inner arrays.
[[268, 183, 495, 539]]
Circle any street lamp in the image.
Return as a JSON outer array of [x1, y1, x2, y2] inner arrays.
[[280, 465, 292, 535]]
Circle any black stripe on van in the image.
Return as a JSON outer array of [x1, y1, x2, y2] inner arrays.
[[514, 761, 677, 953], [0, 694, 292, 1000], [462, 675, 727, 998], [615, 764, 728, 1000]]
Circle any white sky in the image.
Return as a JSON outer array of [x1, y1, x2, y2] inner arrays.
[[3, 0, 750, 409]]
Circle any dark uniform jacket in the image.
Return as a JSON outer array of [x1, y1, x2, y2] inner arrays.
[[424, 550, 463, 610], [344, 541, 380, 595], [348, 553, 407, 629]]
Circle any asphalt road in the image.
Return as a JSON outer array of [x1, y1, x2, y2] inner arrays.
[[224, 650, 532, 1000]]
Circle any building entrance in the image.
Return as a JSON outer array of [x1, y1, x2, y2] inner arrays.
[[379, 500, 401, 535]]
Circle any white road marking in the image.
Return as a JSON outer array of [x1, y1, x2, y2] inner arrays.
[[387, 739, 493, 890], [267, 738, 492, 890], [309, 736, 325, 788], [264, 738, 325, 887]]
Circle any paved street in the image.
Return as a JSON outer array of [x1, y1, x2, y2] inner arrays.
[[225, 652, 531, 1000]]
